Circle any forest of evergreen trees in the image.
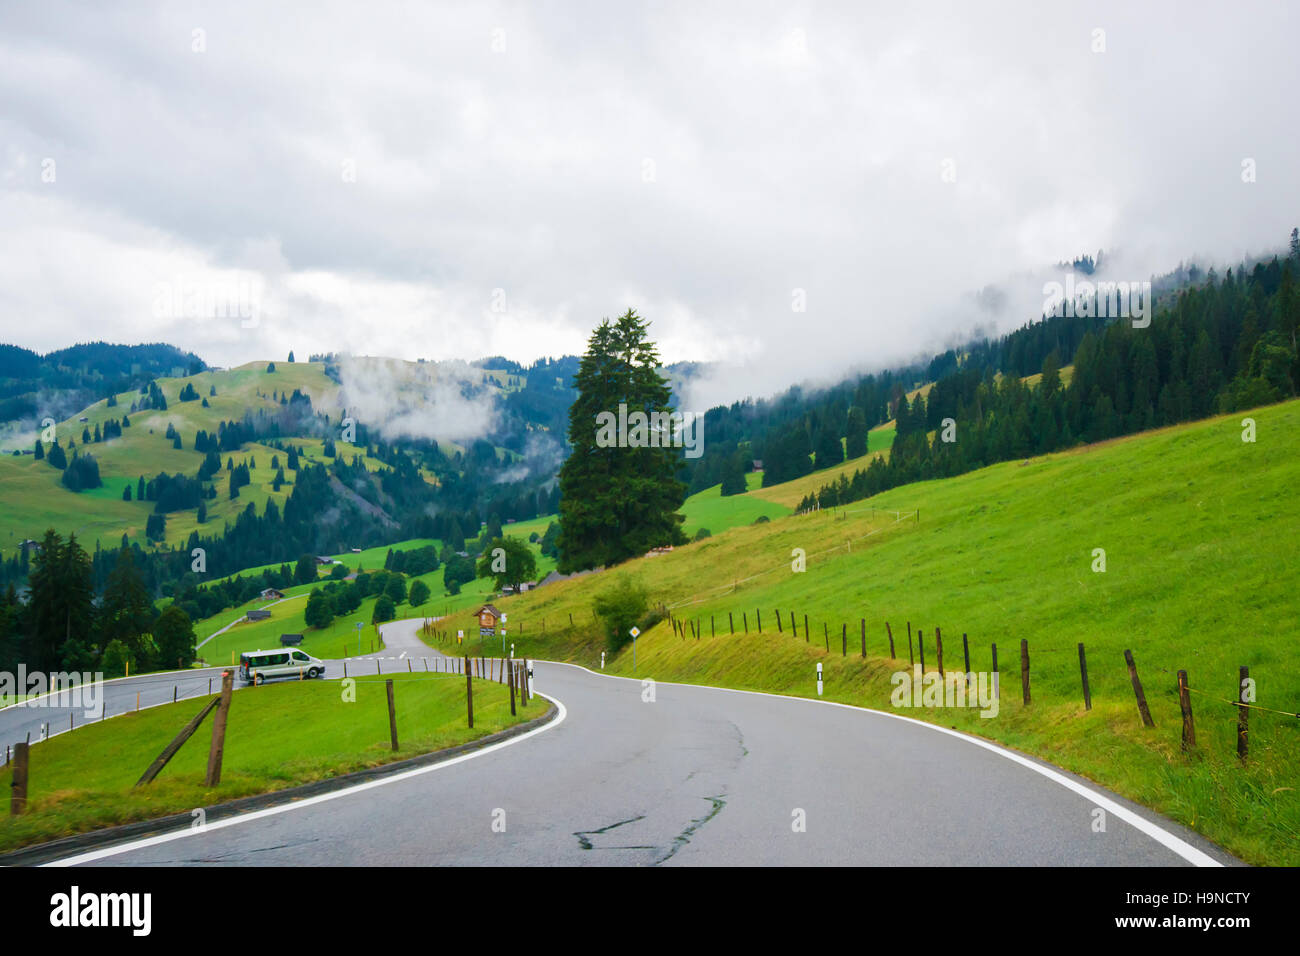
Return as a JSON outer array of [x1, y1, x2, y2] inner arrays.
[[680, 232, 1300, 505], [793, 233, 1300, 511]]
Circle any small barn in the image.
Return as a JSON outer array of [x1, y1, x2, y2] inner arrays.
[[246, 609, 272, 622], [260, 587, 285, 600], [279, 633, 304, 646]]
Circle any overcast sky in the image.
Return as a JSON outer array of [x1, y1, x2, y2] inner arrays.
[[2, 1, 1297, 408]]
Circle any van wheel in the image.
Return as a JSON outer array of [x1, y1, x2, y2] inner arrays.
[[308, 667, 321, 679], [253, 673, 264, 686]]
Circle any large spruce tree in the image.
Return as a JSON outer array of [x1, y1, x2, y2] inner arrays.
[[557, 310, 687, 572]]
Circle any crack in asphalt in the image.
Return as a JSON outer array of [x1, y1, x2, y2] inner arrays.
[[158, 836, 324, 864], [654, 793, 727, 865], [573, 814, 647, 850]]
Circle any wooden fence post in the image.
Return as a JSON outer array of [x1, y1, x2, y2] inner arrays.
[[729, 612, 734, 635], [465, 657, 474, 728], [1078, 643, 1091, 710], [935, 627, 944, 676], [1237, 665, 1249, 762], [860, 619, 866, 658], [841, 623, 847, 657], [386, 679, 399, 751], [918, 630, 926, 674], [1177, 670, 1195, 751], [757, 610, 762, 633], [1019, 639, 1030, 705], [823, 622, 829, 652], [962, 634, 971, 677], [886, 622, 895, 659], [804, 614, 809, 643], [204, 670, 234, 787], [9, 742, 28, 816], [776, 612, 782, 634], [136, 695, 221, 787], [991, 643, 999, 698], [790, 611, 796, 637], [1124, 649, 1154, 727], [743, 612, 749, 634]]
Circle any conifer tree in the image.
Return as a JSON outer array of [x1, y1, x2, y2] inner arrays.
[[557, 310, 686, 571]]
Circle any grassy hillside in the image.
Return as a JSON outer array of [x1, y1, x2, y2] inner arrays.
[[750, 424, 894, 509], [679, 473, 791, 536], [435, 398, 1300, 865], [0, 359, 512, 552], [0, 362, 339, 550]]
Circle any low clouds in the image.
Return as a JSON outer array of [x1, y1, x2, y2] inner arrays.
[[336, 356, 498, 445], [1, 1, 1297, 408]]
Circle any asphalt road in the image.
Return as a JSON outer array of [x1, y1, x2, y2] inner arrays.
[[18, 619, 1237, 867]]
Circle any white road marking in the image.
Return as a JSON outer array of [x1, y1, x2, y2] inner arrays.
[[543, 661, 1225, 868]]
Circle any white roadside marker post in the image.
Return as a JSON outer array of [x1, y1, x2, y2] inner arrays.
[[601, 651, 605, 670], [816, 662, 823, 697]]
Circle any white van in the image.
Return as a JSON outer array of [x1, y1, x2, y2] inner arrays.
[[239, 648, 326, 684]]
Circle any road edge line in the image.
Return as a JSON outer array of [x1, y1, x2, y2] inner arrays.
[[540, 660, 1226, 868], [24, 692, 566, 867]]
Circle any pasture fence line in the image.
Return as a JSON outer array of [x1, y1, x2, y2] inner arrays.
[[655, 609, 1296, 765]]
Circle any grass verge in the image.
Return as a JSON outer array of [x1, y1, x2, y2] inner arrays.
[[0, 671, 532, 853]]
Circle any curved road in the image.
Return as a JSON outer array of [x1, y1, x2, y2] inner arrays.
[[6, 618, 1238, 867]]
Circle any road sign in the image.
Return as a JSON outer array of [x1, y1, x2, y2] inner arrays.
[[630, 627, 640, 638], [630, 626, 640, 671]]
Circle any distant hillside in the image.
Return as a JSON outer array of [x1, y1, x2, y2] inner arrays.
[[0, 341, 206, 426]]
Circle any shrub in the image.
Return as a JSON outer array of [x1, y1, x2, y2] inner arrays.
[[593, 576, 650, 652]]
